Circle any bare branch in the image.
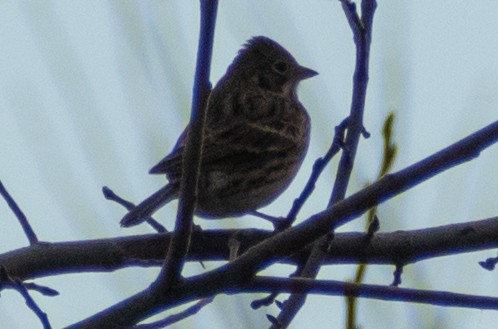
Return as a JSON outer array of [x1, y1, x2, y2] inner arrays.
[[22, 282, 59, 297], [66, 119, 498, 326], [13, 279, 52, 329], [247, 276, 498, 310], [282, 117, 348, 229], [331, 0, 376, 205], [0, 180, 39, 245], [6, 113, 497, 328], [479, 254, 498, 271], [102, 186, 167, 233], [251, 292, 278, 309], [3, 215, 498, 281], [0, 267, 52, 328], [133, 297, 214, 329], [391, 264, 403, 287], [155, 0, 219, 289], [274, 1, 377, 326]]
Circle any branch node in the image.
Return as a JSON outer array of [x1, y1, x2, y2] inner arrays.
[[281, 116, 350, 230], [266, 314, 281, 327], [391, 263, 404, 287], [250, 211, 285, 231], [479, 253, 498, 271], [364, 215, 380, 240], [102, 186, 167, 233], [251, 292, 278, 309], [0, 266, 52, 328]]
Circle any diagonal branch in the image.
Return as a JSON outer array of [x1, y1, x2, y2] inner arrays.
[[246, 276, 498, 310], [0, 266, 52, 328], [133, 297, 214, 329], [67, 117, 498, 328], [273, 1, 377, 326], [102, 186, 167, 233], [0, 180, 39, 245], [12, 279, 52, 329], [282, 118, 348, 229], [154, 0, 218, 289], [329, 0, 374, 205]]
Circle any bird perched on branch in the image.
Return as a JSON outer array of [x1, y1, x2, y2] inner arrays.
[[121, 36, 317, 227]]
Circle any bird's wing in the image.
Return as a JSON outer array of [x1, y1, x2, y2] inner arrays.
[[149, 126, 188, 176]]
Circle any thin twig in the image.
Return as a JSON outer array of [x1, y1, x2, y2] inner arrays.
[[250, 210, 284, 229], [133, 297, 214, 329], [251, 292, 278, 309], [330, 0, 375, 206], [254, 117, 348, 307], [247, 276, 498, 310], [102, 186, 167, 233], [1, 266, 53, 329], [0, 265, 59, 296], [479, 253, 498, 271], [0, 180, 38, 245], [13, 279, 52, 329], [391, 264, 403, 286], [282, 117, 349, 229], [22, 282, 59, 296], [347, 113, 396, 329]]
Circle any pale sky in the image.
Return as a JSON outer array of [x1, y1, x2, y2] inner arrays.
[[1, 2, 498, 328]]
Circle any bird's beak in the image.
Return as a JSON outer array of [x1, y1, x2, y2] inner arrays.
[[297, 65, 319, 80]]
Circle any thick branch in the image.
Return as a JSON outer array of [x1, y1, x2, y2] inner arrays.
[[66, 116, 498, 327], [3, 216, 498, 281]]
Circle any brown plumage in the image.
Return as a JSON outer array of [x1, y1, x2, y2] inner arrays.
[[121, 36, 317, 227]]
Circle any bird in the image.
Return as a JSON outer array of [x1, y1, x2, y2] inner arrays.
[[120, 36, 317, 227]]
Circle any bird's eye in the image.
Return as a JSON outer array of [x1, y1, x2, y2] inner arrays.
[[272, 61, 288, 75]]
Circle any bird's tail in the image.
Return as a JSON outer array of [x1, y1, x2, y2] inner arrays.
[[120, 184, 177, 227]]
